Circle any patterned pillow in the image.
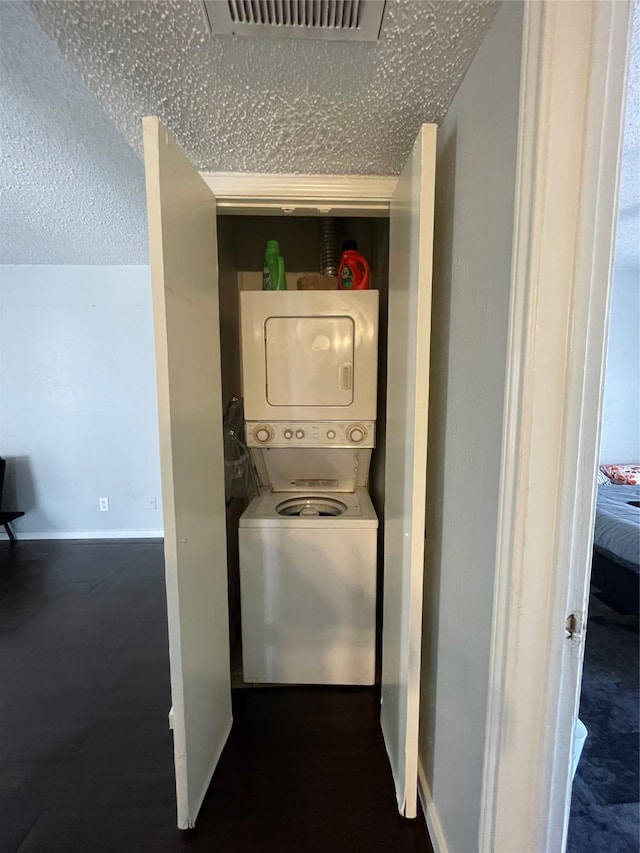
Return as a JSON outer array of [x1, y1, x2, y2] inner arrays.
[[599, 464, 640, 485]]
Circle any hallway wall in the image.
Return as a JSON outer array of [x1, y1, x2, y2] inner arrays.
[[600, 11, 640, 465], [600, 266, 640, 464], [0, 264, 163, 537], [418, 3, 524, 851]]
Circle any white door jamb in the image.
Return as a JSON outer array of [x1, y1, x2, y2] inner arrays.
[[199, 172, 397, 216], [479, 2, 632, 851]]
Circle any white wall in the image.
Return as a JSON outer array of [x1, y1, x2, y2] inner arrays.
[[600, 266, 640, 463], [419, 4, 523, 852], [0, 265, 162, 537], [599, 17, 640, 465]]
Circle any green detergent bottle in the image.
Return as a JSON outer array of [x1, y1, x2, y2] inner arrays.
[[262, 240, 287, 290]]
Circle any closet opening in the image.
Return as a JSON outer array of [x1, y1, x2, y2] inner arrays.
[[215, 213, 391, 689]]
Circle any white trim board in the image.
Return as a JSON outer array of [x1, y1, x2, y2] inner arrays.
[[0, 530, 163, 540], [479, 2, 632, 852], [417, 759, 448, 853], [200, 171, 397, 215]]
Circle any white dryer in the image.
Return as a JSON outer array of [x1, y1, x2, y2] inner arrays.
[[240, 290, 379, 427]]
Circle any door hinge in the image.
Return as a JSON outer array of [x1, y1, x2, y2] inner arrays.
[[565, 612, 584, 640]]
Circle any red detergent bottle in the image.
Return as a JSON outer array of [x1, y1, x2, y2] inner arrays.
[[338, 241, 371, 290]]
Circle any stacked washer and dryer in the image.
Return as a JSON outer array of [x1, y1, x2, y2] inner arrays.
[[238, 290, 379, 686]]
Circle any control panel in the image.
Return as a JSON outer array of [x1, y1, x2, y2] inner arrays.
[[246, 421, 375, 449]]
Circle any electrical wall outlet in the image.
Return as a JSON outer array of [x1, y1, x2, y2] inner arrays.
[[146, 497, 158, 510], [99, 497, 109, 512]]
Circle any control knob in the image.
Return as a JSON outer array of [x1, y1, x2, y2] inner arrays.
[[295, 429, 305, 439], [283, 429, 293, 439], [346, 424, 367, 444], [254, 424, 274, 444]]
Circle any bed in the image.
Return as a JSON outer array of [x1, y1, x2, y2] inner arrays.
[[591, 482, 640, 616]]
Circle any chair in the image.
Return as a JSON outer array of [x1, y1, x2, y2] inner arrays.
[[0, 458, 25, 544]]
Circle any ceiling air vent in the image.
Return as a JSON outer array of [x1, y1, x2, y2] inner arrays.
[[201, 0, 386, 42]]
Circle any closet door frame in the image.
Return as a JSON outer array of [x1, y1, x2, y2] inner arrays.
[[201, 172, 397, 216]]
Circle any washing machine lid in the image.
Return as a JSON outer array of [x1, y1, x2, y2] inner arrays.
[[239, 486, 378, 528], [253, 447, 369, 492], [275, 495, 347, 517]]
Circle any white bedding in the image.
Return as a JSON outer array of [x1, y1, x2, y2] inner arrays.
[[594, 484, 640, 570]]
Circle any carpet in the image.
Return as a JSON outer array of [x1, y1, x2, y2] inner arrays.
[[568, 592, 639, 853]]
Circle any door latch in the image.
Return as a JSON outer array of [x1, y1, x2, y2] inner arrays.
[[565, 612, 583, 640]]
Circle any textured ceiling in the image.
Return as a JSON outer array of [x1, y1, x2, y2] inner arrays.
[[3, 0, 634, 268], [30, 0, 500, 175], [0, 1, 148, 265], [614, 1, 639, 274]]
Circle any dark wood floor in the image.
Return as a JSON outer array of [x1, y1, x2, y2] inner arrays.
[[0, 540, 433, 853]]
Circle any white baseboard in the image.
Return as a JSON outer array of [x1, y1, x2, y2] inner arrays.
[[0, 529, 163, 541], [418, 757, 448, 853]]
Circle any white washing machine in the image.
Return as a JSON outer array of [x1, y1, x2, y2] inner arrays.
[[239, 486, 378, 685], [238, 289, 379, 686]]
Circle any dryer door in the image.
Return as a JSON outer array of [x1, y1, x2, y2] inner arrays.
[[265, 315, 354, 407]]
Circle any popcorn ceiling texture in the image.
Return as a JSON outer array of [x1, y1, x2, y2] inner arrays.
[[30, 0, 500, 175], [2, 0, 500, 263], [0, 2, 148, 264]]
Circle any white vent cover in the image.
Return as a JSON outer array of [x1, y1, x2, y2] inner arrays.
[[202, 0, 386, 42]]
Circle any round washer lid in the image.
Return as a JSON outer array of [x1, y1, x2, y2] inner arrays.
[[276, 496, 347, 517]]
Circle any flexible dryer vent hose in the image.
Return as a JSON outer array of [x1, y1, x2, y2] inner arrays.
[[320, 217, 338, 277]]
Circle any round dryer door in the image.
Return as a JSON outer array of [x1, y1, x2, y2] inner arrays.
[[276, 496, 347, 518]]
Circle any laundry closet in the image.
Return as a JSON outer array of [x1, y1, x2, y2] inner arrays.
[[217, 214, 390, 687], [143, 117, 435, 829]]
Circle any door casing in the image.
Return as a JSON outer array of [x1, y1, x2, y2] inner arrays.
[[478, 2, 633, 851]]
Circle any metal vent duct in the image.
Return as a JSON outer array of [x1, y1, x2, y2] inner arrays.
[[202, 0, 386, 42]]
